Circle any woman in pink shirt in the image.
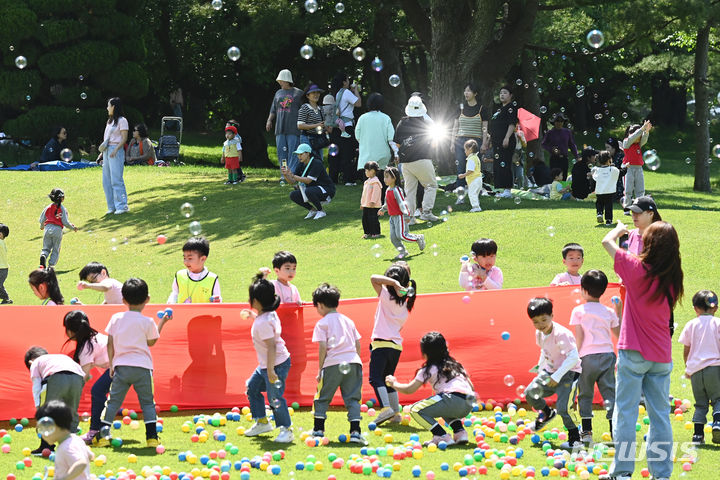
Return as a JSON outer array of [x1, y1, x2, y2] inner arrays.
[[625, 196, 661, 254], [601, 221, 683, 480]]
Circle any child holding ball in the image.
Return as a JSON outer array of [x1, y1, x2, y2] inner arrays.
[[459, 238, 503, 290]]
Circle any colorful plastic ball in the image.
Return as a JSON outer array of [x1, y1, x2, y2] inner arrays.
[[501, 331, 511, 340], [114, 420, 123, 429], [338, 434, 348, 443], [20, 419, 29, 426], [368, 422, 377, 431], [128, 454, 138, 463], [170, 405, 179, 412], [156, 445, 166, 454], [6, 475, 15, 480], [411, 466, 422, 477], [438, 441, 449, 450], [13, 425, 22, 433], [640, 468, 650, 478], [270, 465, 281, 475], [111, 438, 122, 447], [291, 402, 300, 409], [157, 235, 167, 245], [15, 462, 24, 470], [541, 467, 550, 476], [23, 458, 31, 467]]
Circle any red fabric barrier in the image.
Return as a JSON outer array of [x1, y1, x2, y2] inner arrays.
[[0, 285, 620, 419]]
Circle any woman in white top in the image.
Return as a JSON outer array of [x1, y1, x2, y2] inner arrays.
[[97, 97, 129, 214], [329, 72, 361, 185]]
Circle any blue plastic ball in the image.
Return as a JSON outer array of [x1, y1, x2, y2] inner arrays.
[[295, 462, 304, 471], [240, 473, 250, 480], [438, 441, 448, 450], [541, 467, 550, 476], [338, 434, 348, 443], [178, 452, 187, 462], [368, 422, 377, 431], [156, 424, 163, 433], [164, 308, 173, 317], [270, 465, 281, 475], [234, 462, 242, 471], [14, 424, 22, 432], [383, 468, 392, 478], [531, 434, 541, 444], [516, 448, 524, 459], [200, 455, 209, 465], [458, 467, 468, 477], [157, 310, 165, 320], [440, 463, 449, 471], [232, 413, 241, 421], [501, 331, 511, 340], [217, 433, 226, 441], [411, 466, 421, 477], [409, 434, 420, 442]]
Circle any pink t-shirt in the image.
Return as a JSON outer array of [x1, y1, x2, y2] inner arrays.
[[105, 311, 159, 370], [30, 354, 85, 381], [271, 280, 301, 304], [251, 311, 290, 369], [614, 249, 673, 363], [371, 287, 410, 344], [55, 434, 92, 480], [627, 229, 643, 255], [678, 315, 720, 376], [312, 312, 362, 367], [569, 302, 619, 357], [99, 278, 123, 304], [77, 334, 110, 370], [536, 322, 582, 375], [550, 272, 581, 286], [103, 117, 129, 144], [458, 263, 503, 290], [413, 365, 474, 395]]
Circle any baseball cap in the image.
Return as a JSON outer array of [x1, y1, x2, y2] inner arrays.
[[225, 126, 237, 134], [628, 196, 657, 213], [293, 143, 313, 154]]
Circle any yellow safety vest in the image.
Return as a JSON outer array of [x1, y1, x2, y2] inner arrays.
[[176, 270, 218, 303]]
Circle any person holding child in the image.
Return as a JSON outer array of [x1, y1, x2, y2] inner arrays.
[[459, 238, 503, 290], [457, 139, 484, 212], [168, 237, 221, 304], [360, 161, 383, 238], [282, 144, 336, 220], [550, 243, 584, 286], [39, 188, 77, 269]]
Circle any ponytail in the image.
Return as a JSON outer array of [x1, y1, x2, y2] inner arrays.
[[248, 273, 280, 312], [28, 267, 64, 305], [62, 310, 98, 363]]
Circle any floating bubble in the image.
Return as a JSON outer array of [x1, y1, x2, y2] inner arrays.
[[514, 197, 521, 205], [371, 56, 384, 72], [684, 157, 692, 165], [546, 226, 555, 237], [304, 0, 318, 13], [643, 149, 661, 171], [15, 56, 27, 69], [462, 296, 471, 304], [211, 0, 223, 9], [622, 112, 628, 119], [26, 95, 31, 101], [515, 78, 522, 86], [189, 221, 202, 236], [503, 375, 515, 387], [78, 75, 84, 81], [586, 29, 604, 49], [80, 92, 87, 100], [227, 46, 241, 61], [300, 44, 313, 60], [454, 186, 466, 201], [576, 89, 585, 98], [370, 243, 383, 259], [273, 379, 283, 389], [515, 385, 526, 398], [202, 196, 207, 201], [388, 74, 401, 88], [352, 47, 365, 61], [713, 144, 720, 157], [431, 243, 438, 257], [270, 398, 281, 409], [335, 2, 345, 13], [180, 202, 194, 218], [60, 148, 73, 161], [539, 106, 547, 114], [339, 362, 351, 375], [328, 144, 339, 156], [36, 417, 56, 438]]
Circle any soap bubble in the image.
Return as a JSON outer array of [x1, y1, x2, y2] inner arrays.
[[516, 385, 526, 398], [335, 2, 345, 13], [685, 157, 692, 165], [430, 243, 438, 257], [643, 150, 661, 171], [15, 56, 27, 69], [370, 243, 383, 258], [454, 186, 466, 202], [227, 46, 241, 61], [37, 417, 56, 437], [211, 0, 223, 9], [514, 197, 521, 205], [713, 144, 720, 157], [26, 95, 31, 101], [539, 106, 547, 114], [328, 144, 339, 156], [575, 88, 585, 98], [352, 47, 366, 61], [300, 44, 313, 59], [586, 30, 604, 49], [371, 56, 384, 72], [189, 221, 202, 235], [389, 74, 401, 87], [80, 92, 87, 100], [339, 362, 351, 375], [515, 78, 522, 86], [304, 0, 318, 13], [270, 398, 281, 409], [503, 375, 515, 387], [180, 202, 194, 218], [60, 148, 73, 161], [273, 379, 283, 389], [622, 112, 628, 119], [78, 74, 84, 81], [546, 226, 555, 237]]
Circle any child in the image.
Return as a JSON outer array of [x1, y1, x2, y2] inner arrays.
[[592, 150, 620, 225], [24, 346, 85, 454], [550, 168, 572, 200], [377, 167, 425, 259], [29, 267, 64, 305], [570, 147, 597, 200], [369, 262, 416, 425], [0, 223, 10, 304], [310, 283, 365, 443], [459, 238, 503, 290], [39, 188, 77, 268], [221, 125, 243, 184], [550, 243, 584, 286], [523, 297, 582, 448], [241, 274, 293, 443], [259, 251, 302, 305], [678, 290, 720, 445], [35, 401, 94, 479], [569, 270, 621, 444], [98, 278, 170, 447], [361, 161, 382, 238], [62, 310, 111, 444], [512, 126, 528, 189], [76, 262, 123, 304], [168, 236, 221, 303], [385, 331, 474, 446], [621, 120, 652, 211], [457, 139, 483, 212]]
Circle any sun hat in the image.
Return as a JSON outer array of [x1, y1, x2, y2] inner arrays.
[[293, 143, 313, 155], [224, 125, 237, 134], [306, 84, 324, 95], [405, 96, 427, 117], [628, 196, 658, 213], [276, 69, 293, 83], [322, 94, 335, 105]]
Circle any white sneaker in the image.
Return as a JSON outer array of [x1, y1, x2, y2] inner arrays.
[[274, 426, 294, 443], [455, 197, 464, 205], [470, 207, 483, 212], [374, 407, 398, 426], [304, 210, 317, 219], [413, 209, 422, 217], [245, 421, 273, 436], [419, 212, 440, 222], [114, 208, 129, 215], [313, 210, 327, 220], [417, 234, 426, 251], [481, 190, 491, 196], [422, 433, 454, 447], [105, 209, 114, 215], [497, 190, 512, 198]]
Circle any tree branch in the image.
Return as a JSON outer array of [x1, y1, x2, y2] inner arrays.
[[397, 0, 432, 50], [477, 0, 540, 75]]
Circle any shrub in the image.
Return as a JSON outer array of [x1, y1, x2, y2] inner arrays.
[[37, 20, 88, 47], [0, 5, 37, 46], [97, 62, 149, 99], [0, 70, 42, 109], [38, 41, 119, 79], [27, 0, 84, 15]]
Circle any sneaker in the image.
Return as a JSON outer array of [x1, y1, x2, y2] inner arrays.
[[691, 433, 704, 445], [419, 212, 440, 222], [40, 255, 47, 268], [81, 429, 99, 445], [389, 414, 402, 423], [311, 430, 324, 438], [245, 421, 273, 437], [712, 421, 720, 443], [453, 430, 469, 445], [224, 181, 233, 185], [598, 475, 631, 480], [92, 436, 110, 447], [240, 175, 247, 182], [231, 181, 239, 185], [274, 427, 294, 443], [580, 430, 593, 445], [597, 214, 604, 223], [560, 440, 583, 450], [529, 409, 557, 432], [422, 434, 454, 447], [349, 432, 368, 445], [605, 220, 614, 226], [375, 407, 398, 426], [481, 190, 491, 196], [0, 299, 12, 304], [313, 210, 327, 220], [455, 197, 464, 205], [417, 234, 426, 251], [146, 438, 159, 448], [304, 210, 318, 220], [469, 207, 483, 212], [413, 209, 422, 217], [105, 209, 115, 215], [114, 209, 129, 215], [408, 217, 417, 225], [623, 210, 631, 216], [497, 190, 512, 198]]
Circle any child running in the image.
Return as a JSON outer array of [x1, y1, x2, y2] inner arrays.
[[678, 290, 720, 445], [242, 274, 294, 443], [621, 120, 652, 212], [569, 270, 621, 445], [29, 268, 64, 305], [35, 401, 94, 479], [39, 188, 77, 268], [369, 262, 417, 426], [76, 262, 123, 304], [0, 223, 10, 304], [361, 161, 383, 238], [168, 236, 221, 303], [310, 283, 365, 444], [221, 125, 243, 184], [457, 139, 484, 212], [592, 150, 620, 225], [385, 331, 474, 446], [550, 243, 584, 286], [459, 238, 503, 290], [377, 167, 425, 259]]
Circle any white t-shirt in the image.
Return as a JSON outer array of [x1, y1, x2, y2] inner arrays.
[[251, 311, 290, 369], [55, 435, 92, 480], [678, 315, 720, 376], [337, 89, 359, 126], [413, 365, 474, 395], [105, 311, 159, 370], [99, 278, 123, 304], [371, 287, 409, 344], [312, 312, 362, 367], [103, 117, 129, 144], [569, 302, 619, 357], [77, 334, 110, 370]]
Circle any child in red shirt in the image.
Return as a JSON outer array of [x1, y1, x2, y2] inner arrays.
[[378, 167, 425, 259]]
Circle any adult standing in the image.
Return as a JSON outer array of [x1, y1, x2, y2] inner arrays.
[[281, 144, 336, 220], [40, 126, 68, 163], [266, 69, 304, 177], [600, 221, 683, 480], [393, 96, 440, 223], [541, 112, 578, 180], [329, 72, 361, 185], [355, 93, 397, 185], [626, 196, 661, 254], [169, 87, 183, 118], [487, 86, 517, 198], [450, 83, 487, 190], [297, 83, 327, 161], [97, 97, 129, 215]]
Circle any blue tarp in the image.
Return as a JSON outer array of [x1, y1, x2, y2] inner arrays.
[[2, 161, 99, 171]]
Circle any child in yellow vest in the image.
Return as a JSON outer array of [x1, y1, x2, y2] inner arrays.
[[167, 236, 221, 303]]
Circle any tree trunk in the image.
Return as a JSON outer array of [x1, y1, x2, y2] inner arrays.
[[371, 0, 407, 121], [693, 21, 711, 192]]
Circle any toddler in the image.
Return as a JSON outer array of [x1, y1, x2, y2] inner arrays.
[[550, 243, 584, 286], [310, 283, 365, 444], [459, 238, 503, 290], [77, 262, 123, 304], [550, 168, 572, 200], [39, 188, 77, 268], [35, 401, 94, 479], [569, 270, 621, 445], [678, 290, 720, 445], [621, 120, 652, 211], [29, 267, 64, 305], [168, 236, 221, 303], [457, 139, 483, 212], [386, 331, 474, 446], [377, 167, 425, 259], [361, 161, 382, 238], [221, 125, 243, 184], [0, 223, 10, 304], [592, 150, 620, 225]]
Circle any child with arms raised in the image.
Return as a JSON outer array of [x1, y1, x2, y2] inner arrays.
[[621, 120, 652, 212], [168, 236, 221, 304], [550, 243, 584, 286], [459, 238, 503, 290]]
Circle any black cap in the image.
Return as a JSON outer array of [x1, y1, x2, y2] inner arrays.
[[628, 196, 657, 213], [550, 112, 568, 123]]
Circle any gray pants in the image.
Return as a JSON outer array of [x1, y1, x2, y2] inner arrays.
[[690, 365, 720, 424], [388, 215, 420, 255], [102, 366, 156, 424], [45, 372, 85, 433], [578, 352, 616, 419], [525, 370, 579, 430], [401, 159, 438, 215], [410, 392, 471, 431], [0, 268, 8, 301], [623, 165, 644, 208], [313, 363, 362, 422], [41, 224, 63, 266]]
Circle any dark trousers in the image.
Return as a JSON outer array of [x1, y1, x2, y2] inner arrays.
[[493, 141, 515, 189], [596, 193, 614, 223], [549, 154, 569, 180], [330, 126, 358, 184], [0, 268, 8, 301], [90, 369, 112, 431], [289, 186, 332, 212], [368, 345, 401, 407], [362, 208, 381, 235]]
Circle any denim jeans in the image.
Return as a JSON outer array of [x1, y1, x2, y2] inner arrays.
[[299, 134, 323, 163], [276, 134, 300, 175], [90, 369, 112, 431], [246, 357, 291, 428], [610, 349, 673, 479], [102, 148, 128, 211]]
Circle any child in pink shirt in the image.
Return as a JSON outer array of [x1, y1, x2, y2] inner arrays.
[[569, 270, 622, 444], [260, 251, 302, 305], [369, 262, 416, 426], [35, 401, 93, 480], [550, 243, 584, 286], [523, 297, 582, 449], [678, 290, 720, 444], [310, 283, 364, 443], [361, 161, 383, 238], [459, 238, 503, 290]]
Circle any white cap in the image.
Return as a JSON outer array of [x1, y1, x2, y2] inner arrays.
[[276, 69, 293, 83]]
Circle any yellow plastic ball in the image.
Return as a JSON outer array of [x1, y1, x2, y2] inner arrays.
[[494, 406, 503, 413], [401, 416, 411, 426], [241, 407, 250, 414], [384, 434, 393, 443], [219, 418, 227, 426], [517, 408, 527, 417], [244, 413, 252, 422], [500, 471, 510, 480], [314, 461, 324, 471], [427, 443, 437, 452], [259, 461, 269, 471], [638, 405, 646, 415], [162, 467, 171, 475], [21, 447, 31, 456], [674, 414, 684, 422], [412, 450, 423, 460], [47, 467, 54, 477], [94, 458, 105, 467], [549, 467, 560, 477], [236, 427, 245, 436], [392, 462, 401, 471], [188, 455, 198, 464], [181, 424, 191, 433], [511, 466, 522, 476], [128, 454, 137, 463], [374, 428, 383, 436], [705, 424, 712, 433], [601, 432, 612, 442], [684, 421, 694, 430], [453, 462, 462, 472], [288, 407, 294, 416], [579, 470, 590, 480], [190, 468, 201, 477]]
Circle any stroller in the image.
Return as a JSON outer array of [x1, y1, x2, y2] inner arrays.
[[155, 116, 183, 164]]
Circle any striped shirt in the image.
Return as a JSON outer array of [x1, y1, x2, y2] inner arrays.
[[297, 103, 323, 128], [457, 104, 486, 138]]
